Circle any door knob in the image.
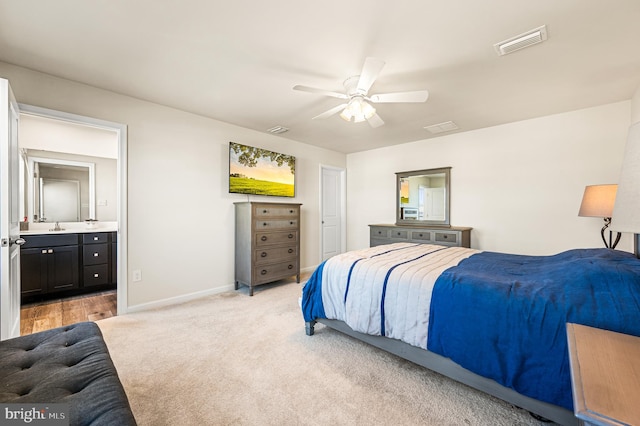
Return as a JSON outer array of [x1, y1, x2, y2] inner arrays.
[[11, 237, 26, 246]]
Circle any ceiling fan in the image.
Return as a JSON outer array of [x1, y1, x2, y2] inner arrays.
[[293, 57, 429, 128]]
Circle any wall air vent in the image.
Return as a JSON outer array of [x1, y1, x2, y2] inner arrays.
[[267, 125, 289, 134], [424, 121, 459, 134], [494, 25, 548, 56]]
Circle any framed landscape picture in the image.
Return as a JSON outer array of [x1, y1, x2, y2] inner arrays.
[[229, 142, 296, 197]]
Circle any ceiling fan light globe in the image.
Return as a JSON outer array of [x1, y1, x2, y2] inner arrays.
[[349, 98, 363, 116], [362, 101, 376, 119], [340, 109, 353, 122]]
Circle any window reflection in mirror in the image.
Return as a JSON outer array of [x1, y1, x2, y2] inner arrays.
[[396, 167, 451, 226]]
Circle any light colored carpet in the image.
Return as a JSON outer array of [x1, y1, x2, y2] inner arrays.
[[97, 280, 556, 426]]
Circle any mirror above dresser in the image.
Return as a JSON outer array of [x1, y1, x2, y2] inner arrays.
[[396, 167, 450, 226], [370, 167, 471, 248]]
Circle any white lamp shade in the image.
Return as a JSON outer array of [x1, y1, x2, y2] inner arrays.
[[612, 122, 640, 233], [578, 184, 618, 218]]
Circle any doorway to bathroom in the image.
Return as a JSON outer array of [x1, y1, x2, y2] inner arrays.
[[17, 105, 127, 335]]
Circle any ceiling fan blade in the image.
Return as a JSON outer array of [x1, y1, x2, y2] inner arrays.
[[356, 57, 386, 93], [366, 113, 385, 128], [369, 90, 429, 103], [312, 103, 348, 120], [293, 85, 348, 99]]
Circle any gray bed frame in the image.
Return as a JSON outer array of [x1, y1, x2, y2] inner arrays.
[[305, 318, 577, 426]]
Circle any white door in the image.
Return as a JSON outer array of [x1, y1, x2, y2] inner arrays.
[[425, 187, 446, 221], [321, 166, 345, 261], [1, 78, 22, 340]]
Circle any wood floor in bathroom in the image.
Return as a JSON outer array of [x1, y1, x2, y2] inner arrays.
[[20, 290, 117, 336]]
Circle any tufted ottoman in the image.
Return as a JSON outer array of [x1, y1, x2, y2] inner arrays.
[[0, 322, 136, 425]]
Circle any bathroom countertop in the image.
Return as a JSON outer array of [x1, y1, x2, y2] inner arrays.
[[20, 222, 118, 236]]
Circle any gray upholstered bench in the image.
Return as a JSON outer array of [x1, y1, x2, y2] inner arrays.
[[0, 321, 136, 426]]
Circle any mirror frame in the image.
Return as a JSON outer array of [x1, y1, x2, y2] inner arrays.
[[26, 156, 96, 223], [395, 167, 451, 227]]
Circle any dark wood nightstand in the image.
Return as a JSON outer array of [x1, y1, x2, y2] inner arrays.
[[566, 323, 640, 425]]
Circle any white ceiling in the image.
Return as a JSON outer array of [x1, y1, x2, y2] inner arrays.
[[1, 1, 639, 154]]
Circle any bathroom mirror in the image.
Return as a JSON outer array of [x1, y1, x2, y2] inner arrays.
[[26, 156, 95, 223], [396, 167, 451, 226]]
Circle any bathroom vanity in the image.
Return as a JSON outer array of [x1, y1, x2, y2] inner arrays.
[[20, 224, 117, 301]]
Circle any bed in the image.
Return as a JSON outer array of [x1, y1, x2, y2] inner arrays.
[[301, 242, 640, 426]]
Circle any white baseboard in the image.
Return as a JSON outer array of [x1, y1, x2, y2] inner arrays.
[[301, 265, 318, 274], [124, 283, 235, 314], [122, 268, 318, 314]]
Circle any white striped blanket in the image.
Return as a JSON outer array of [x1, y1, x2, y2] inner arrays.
[[319, 243, 480, 348]]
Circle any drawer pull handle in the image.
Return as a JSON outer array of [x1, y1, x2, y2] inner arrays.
[[443, 235, 448, 239], [94, 273, 99, 278], [261, 270, 267, 275], [288, 248, 293, 253], [290, 221, 294, 225], [397, 232, 401, 236], [263, 222, 268, 226], [261, 236, 267, 242], [263, 210, 268, 213], [93, 236, 99, 241], [94, 253, 99, 257], [42, 249, 48, 254], [48, 249, 53, 254], [419, 234, 423, 237], [261, 252, 267, 258], [289, 210, 294, 213], [288, 264, 293, 269], [288, 234, 293, 239]]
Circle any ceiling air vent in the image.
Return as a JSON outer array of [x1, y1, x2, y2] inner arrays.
[[494, 25, 548, 56], [424, 121, 459, 134], [267, 125, 289, 134]]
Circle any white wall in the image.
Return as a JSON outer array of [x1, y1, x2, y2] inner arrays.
[[20, 114, 118, 159], [0, 62, 346, 309], [632, 83, 640, 124], [347, 101, 633, 255]]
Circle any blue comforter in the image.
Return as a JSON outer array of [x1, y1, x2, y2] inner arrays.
[[302, 246, 640, 411], [426, 248, 640, 410]]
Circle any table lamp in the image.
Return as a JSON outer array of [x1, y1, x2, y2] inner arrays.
[[578, 184, 621, 248]]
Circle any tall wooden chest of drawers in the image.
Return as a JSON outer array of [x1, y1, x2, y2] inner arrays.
[[234, 202, 302, 296]]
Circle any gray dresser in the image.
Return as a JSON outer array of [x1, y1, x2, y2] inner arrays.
[[234, 202, 302, 296], [369, 224, 471, 248]]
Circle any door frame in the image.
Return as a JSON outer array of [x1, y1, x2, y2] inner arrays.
[[0, 79, 21, 339], [319, 164, 346, 262], [19, 104, 129, 314]]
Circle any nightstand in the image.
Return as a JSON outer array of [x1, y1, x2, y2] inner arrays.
[[566, 323, 640, 425]]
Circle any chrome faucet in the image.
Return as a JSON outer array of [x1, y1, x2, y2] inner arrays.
[[49, 222, 64, 232]]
